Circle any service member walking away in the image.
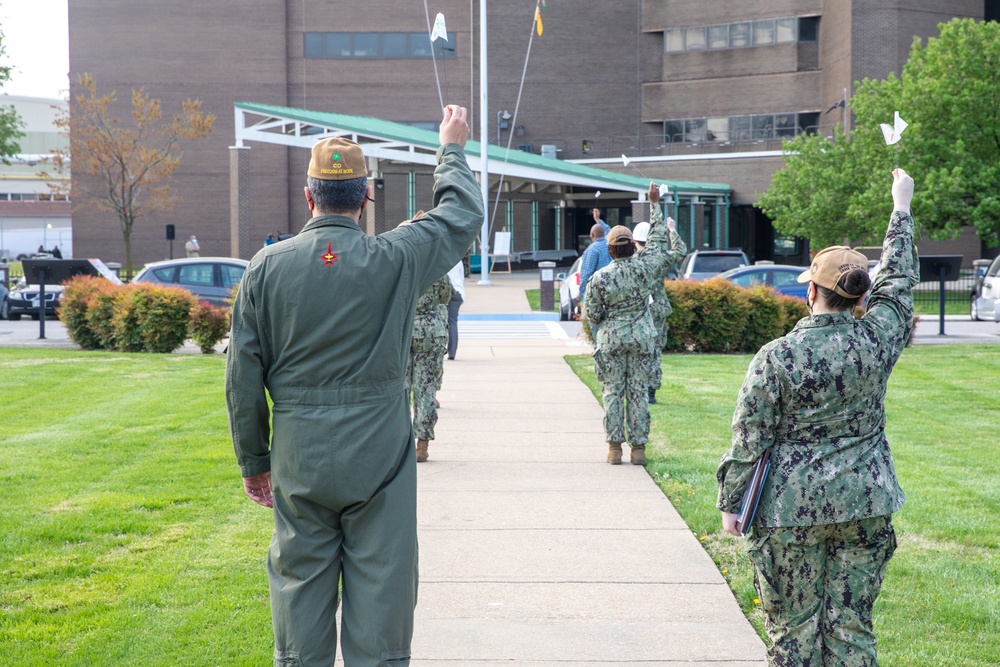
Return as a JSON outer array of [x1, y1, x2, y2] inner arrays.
[[631, 203, 687, 404], [717, 169, 918, 666], [401, 213, 453, 463], [226, 105, 482, 667], [584, 182, 684, 465]]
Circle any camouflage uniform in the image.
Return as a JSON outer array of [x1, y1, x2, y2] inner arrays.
[[717, 210, 918, 666], [584, 206, 685, 446], [645, 204, 686, 391], [408, 275, 452, 440]]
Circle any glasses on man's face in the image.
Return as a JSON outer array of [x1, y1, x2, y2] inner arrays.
[[366, 195, 376, 204]]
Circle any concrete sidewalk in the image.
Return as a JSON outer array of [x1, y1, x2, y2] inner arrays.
[[411, 271, 766, 665]]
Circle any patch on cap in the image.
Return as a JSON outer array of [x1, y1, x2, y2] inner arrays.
[[308, 137, 367, 181]]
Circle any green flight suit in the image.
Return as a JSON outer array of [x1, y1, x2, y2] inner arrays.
[[584, 207, 685, 446], [644, 203, 686, 391], [717, 210, 918, 666], [408, 275, 452, 440], [226, 144, 483, 667]]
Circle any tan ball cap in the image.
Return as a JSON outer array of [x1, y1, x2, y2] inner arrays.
[[606, 225, 634, 246], [797, 245, 869, 298], [308, 137, 367, 180]]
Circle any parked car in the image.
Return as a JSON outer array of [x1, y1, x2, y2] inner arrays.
[[7, 279, 65, 320], [556, 256, 583, 321], [970, 255, 1000, 321], [678, 249, 749, 281], [132, 257, 249, 306], [718, 264, 809, 300]]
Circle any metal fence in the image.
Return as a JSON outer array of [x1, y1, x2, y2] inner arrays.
[[912, 269, 976, 316]]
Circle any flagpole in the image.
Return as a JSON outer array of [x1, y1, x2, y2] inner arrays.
[[477, 0, 492, 285]]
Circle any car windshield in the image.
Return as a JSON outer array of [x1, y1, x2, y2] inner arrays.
[[696, 255, 745, 273]]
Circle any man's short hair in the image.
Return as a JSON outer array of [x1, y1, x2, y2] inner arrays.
[[590, 223, 606, 239], [307, 176, 368, 215]]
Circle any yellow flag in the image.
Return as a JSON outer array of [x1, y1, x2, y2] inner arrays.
[[535, 6, 543, 36]]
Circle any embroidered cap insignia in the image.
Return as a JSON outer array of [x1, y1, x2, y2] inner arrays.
[[321, 241, 338, 267]]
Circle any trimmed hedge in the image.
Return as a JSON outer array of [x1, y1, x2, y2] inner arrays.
[[663, 278, 811, 353], [59, 277, 200, 353], [189, 301, 231, 354]]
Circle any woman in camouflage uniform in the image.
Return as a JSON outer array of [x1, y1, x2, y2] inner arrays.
[[585, 182, 685, 465], [401, 214, 454, 462], [717, 169, 917, 666]]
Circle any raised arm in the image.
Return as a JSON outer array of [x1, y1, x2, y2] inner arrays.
[[862, 169, 919, 357], [640, 182, 687, 270]]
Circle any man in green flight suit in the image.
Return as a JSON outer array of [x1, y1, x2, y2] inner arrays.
[[226, 105, 483, 667]]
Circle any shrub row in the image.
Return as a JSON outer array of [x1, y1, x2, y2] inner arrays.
[[60, 276, 231, 354], [662, 278, 811, 354]]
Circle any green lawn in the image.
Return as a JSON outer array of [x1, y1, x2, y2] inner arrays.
[[0, 349, 272, 666], [566, 346, 1000, 667]]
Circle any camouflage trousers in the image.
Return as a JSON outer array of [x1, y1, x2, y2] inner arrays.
[[407, 335, 446, 440], [594, 344, 654, 445], [648, 300, 670, 391], [748, 515, 897, 667]]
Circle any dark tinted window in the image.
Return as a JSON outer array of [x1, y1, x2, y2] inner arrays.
[[220, 264, 245, 289], [799, 17, 819, 42], [696, 254, 746, 273]]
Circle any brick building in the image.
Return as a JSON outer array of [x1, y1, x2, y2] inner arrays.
[[68, 1, 997, 267]]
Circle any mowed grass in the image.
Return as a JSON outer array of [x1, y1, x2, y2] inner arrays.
[[0, 349, 273, 666], [566, 345, 1000, 667]]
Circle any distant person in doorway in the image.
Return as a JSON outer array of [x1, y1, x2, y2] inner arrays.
[[446, 258, 466, 360]]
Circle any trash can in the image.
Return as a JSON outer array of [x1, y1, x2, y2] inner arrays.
[[539, 261, 556, 311]]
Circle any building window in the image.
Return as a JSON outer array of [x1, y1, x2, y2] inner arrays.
[[775, 18, 797, 43], [664, 112, 822, 144], [684, 26, 707, 51], [665, 17, 814, 53], [753, 20, 776, 46], [304, 32, 457, 59], [729, 22, 752, 48], [707, 25, 729, 49], [665, 28, 684, 52], [799, 17, 819, 42]]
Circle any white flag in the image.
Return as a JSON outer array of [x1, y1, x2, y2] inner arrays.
[[430, 13, 448, 42], [658, 184, 670, 198], [879, 111, 908, 145], [595, 190, 602, 199], [621, 154, 631, 167]]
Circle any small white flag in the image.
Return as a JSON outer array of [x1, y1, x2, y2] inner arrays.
[[595, 190, 602, 199], [658, 184, 670, 198], [879, 111, 907, 145], [621, 154, 631, 167], [430, 13, 448, 42]]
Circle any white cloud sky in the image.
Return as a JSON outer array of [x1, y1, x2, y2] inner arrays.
[[0, 0, 69, 100]]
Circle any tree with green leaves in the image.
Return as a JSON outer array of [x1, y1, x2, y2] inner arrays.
[[45, 73, 215, 277], [760, 18, 1000, 248], [0, 28, 26, 164]]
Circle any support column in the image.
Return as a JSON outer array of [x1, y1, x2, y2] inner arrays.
[[230, 146, 252, 259]]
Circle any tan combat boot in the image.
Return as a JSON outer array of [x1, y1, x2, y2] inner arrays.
[[607, 443, 623, 465], [630, 445, 646, 466], [416, 439, 430, 463]]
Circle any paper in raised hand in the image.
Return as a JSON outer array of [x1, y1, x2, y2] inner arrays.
[[880, 111, 908, 145]]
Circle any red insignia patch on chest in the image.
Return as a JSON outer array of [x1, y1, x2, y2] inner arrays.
[[321, 241, 338, 267]]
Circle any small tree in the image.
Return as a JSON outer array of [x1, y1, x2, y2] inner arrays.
[[46, 73, 215, 277], [0, 28, 26, 163]]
